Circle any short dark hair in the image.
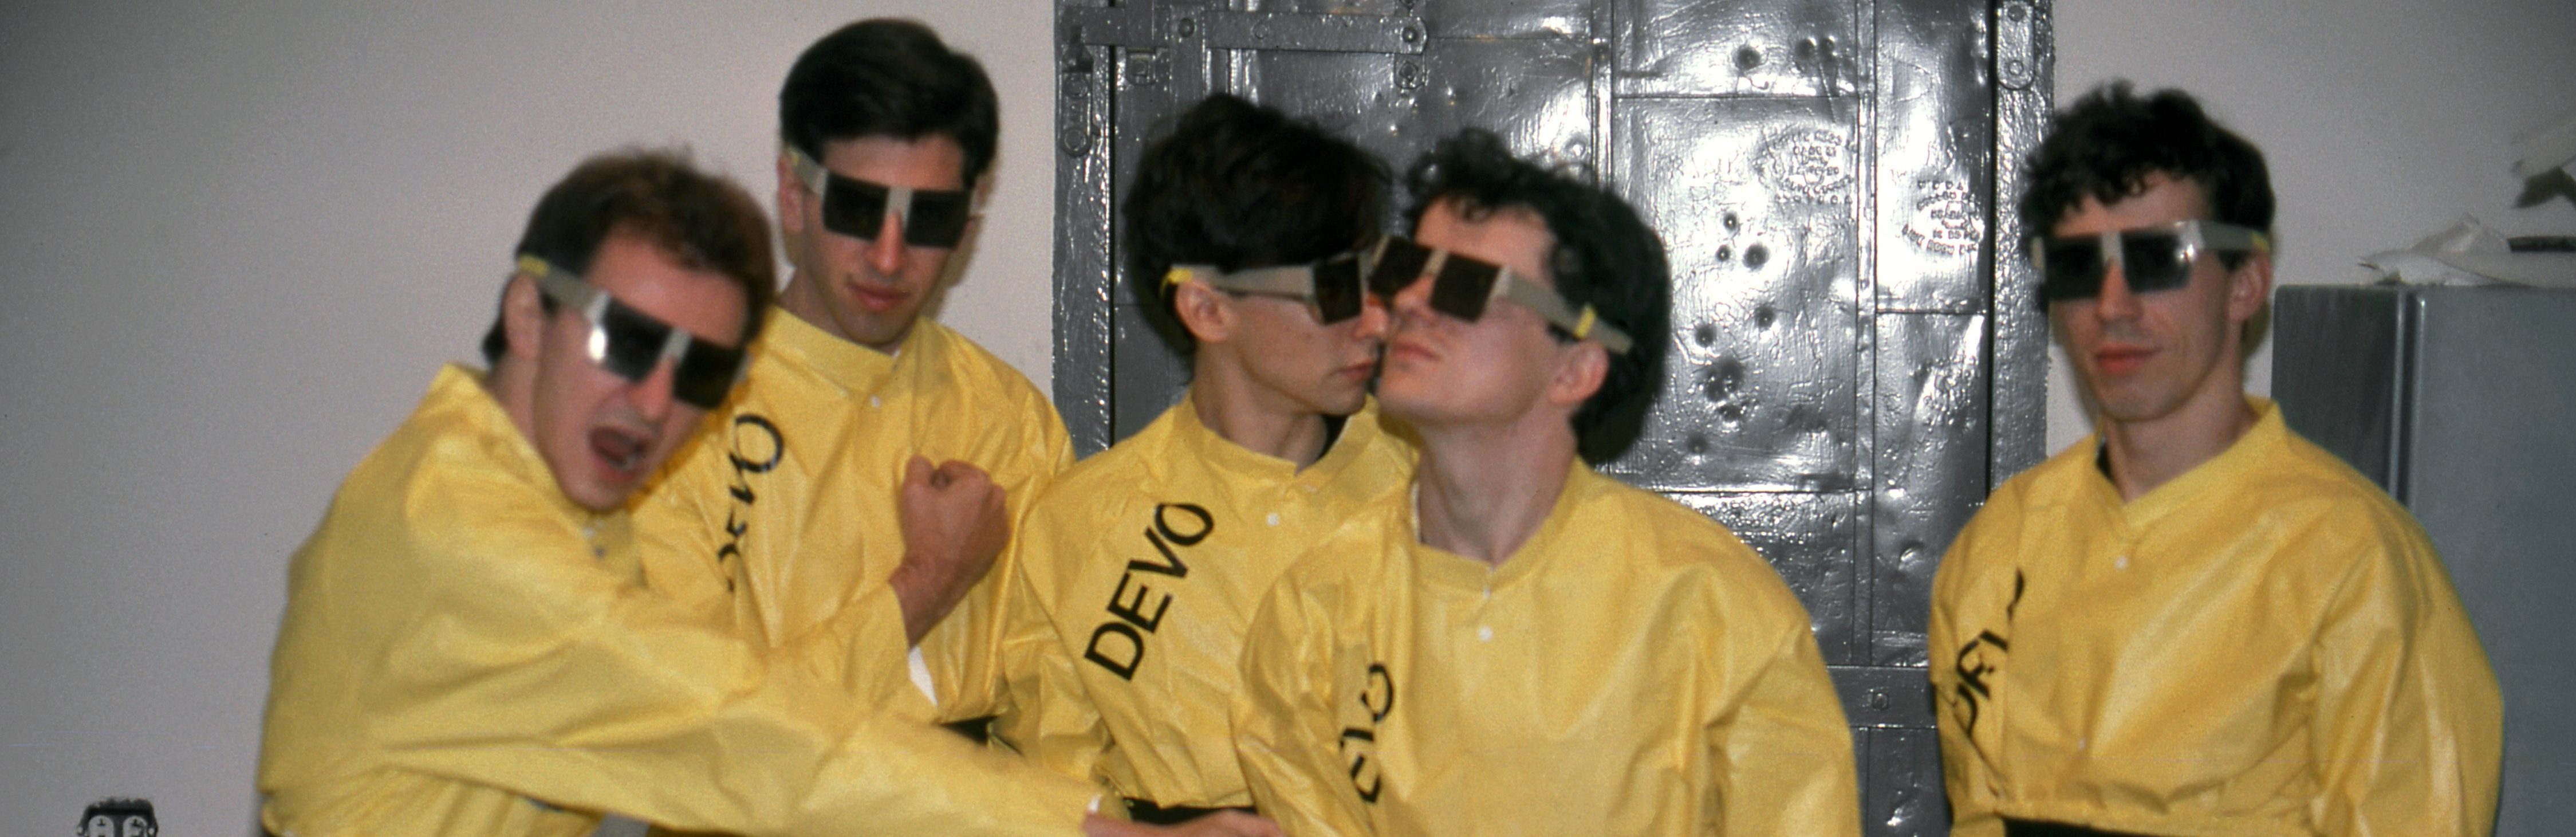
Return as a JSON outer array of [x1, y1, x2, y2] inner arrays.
[[1123, 94, 1389, 354], [2020, 81, 2275, 266], [779, 18, 999, 186], [1402, 129, 1670, 462], [478, 148, 776, 365]]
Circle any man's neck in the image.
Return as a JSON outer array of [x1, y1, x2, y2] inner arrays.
[[2098, 385, 2256, 502], [1189, 356, 1329, 467], [1411, 417, 1577, 567]]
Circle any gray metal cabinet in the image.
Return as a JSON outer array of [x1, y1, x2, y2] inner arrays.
[[1049, 1, 2058, 831]]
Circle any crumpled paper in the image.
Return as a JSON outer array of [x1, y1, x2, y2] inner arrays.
[[2363, 216, 2576, 289]]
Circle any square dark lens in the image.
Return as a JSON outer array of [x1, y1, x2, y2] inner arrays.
[[1310, 258, 1364, 323], [1428, 258, 1500, 321], [597, 302, 675, 383], [820, 176, 892, 240], [903, 190, 974, 248], [2039, 238, 2106, 302], [672, 344, 745, 410], [1368, 239, 1435, 297], [2118, 232, 2193, 293]]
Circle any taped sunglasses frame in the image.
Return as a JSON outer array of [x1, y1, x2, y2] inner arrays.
[[521, 255, 747, 411], [1362, 237, 1634, 354], [2030, 219, 2268, 305], [1162, 250, 1372, 324], [786, 147, 976, 249]]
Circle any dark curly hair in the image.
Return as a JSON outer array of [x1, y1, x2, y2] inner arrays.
[[1123, 94, 1389, 354], [1401, 129, 1671, 462], [2020, 81, 2274, 270], [779, 19, 999, 186], [478, 148, 776, 365]]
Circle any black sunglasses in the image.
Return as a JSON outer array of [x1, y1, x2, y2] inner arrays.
[[522, 256, 747, 411], [787, 148, 975, 249], [1362, 237, 1633, 353], [1164, 250, 1372, 324], [2031, 219, 2267, 305]]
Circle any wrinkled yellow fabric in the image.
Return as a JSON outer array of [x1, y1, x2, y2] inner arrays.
[[258, 365, 1094, 837], [1236, 461, 1860, 836], [994, 395, 1414, 810], [1929, 399, 2501, 837], [637, 312, 1072, 723]]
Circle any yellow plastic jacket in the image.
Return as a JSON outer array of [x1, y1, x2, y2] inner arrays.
[[994, 394, 1414, 810], [1235, 462, 1861, 836], [1928, 399, 2501, 836], [637, 312, 1072, 722], [258, 365, 1094, 837]]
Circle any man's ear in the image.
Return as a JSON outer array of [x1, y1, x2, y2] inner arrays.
[[1171, 280, 1235, 345], [2227, 247, 2274, 325], [775, 152, 808, 238], [1546, 340, 1609, 410], [501, 273, 549, 363]]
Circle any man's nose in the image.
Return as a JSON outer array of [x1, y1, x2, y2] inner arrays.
[[629, 359, 680, 425], [865, 210, 908, 276], [2093, 262, 2141, 320]]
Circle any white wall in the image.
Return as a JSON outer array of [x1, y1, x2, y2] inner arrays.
[[2045, 0, 2576, 451], [4, 0, 2571, 831], [0, 3, 1059, 832]]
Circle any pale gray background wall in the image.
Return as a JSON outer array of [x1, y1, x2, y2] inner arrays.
[[1, 1, 2568, 832]]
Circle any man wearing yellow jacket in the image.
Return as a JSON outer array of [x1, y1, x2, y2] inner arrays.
[[258, 150, 1118, 836], [994, 95, 1409, 829], [635, 19, 1069, 728], [1928, 83, 2501, 836], [1233, 131, 1861, 836]]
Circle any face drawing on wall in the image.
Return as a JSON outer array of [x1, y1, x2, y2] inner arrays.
[[77, 799, 156, 837]]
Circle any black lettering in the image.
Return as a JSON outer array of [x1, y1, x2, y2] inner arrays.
[[1084, 621, 1144, 679], [727, 415, 785, 474], [1360, 663, 1395, 722], [1153, 502, 1214, 545], [1105, 572, 1172, 632], [1949, 630, 2008, 734], [1339, 728, 1382, 804], [1128, 528, 1191, 578], [712, 414, 781, 596]]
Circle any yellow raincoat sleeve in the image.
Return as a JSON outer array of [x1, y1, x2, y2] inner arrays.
[[368, 504, 1089, 835], [990, 506, 1117, 787], [1924, 527, 2002, 837], [923, 387, 1076, 722], [2308, 512, 2501, 835], [1233, 564, 1374, 837], [1710, 617, 1862, 837], [633, 439, 923, 709], [261, 368, 1092, 837]]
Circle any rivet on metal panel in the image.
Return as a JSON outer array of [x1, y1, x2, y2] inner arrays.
[[1175, 15, 1197, 40], [1395, 59, 1427, 92], [1755, 304, 1777, 329], [1716, 244, 1732, 262], [1057, 74, 1093, 157], [1998, 1, 2038, 91], [1869, 689, 1890, 711], [1693, 323, 1716, 347], [1735, 45, 1762, 71], [1125, 50, 1163, 88], [1744, 243, 1769, 270], [1402, 23, 1422, 46]]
